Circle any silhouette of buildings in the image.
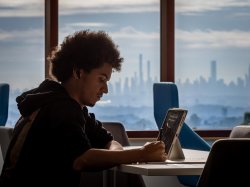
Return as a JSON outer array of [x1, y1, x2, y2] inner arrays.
[[6, 55, 250, 130], [209, 60, 217, 83]]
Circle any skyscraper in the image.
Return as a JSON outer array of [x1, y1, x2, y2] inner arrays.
[[139, 54, 143, 85], [210, 60, 217, 83]]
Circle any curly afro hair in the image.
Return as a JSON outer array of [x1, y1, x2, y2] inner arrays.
[[48, 30, 123, 82]]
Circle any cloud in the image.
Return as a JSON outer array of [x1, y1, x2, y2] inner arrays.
[[58, 25, 159, 47], [1, 25, 249, 51], [232, 12, 250, 17], [110, 26, 158, 40], [176, 0, 250, 14], [58, 22, 114, 42], [0, 0, 43, 17], [0, 31, 12, 40], [58, 22, 113, 37], [106, 26, 159, 50], [66, 22, 113, 28], [59, 0, 158, 14], [176, 29, 250, 48], [1, 0, 250, 17], [0, 0, 158, 17], [0, 29, 43, 43]]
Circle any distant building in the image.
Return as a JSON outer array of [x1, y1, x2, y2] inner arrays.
[[209, 60, 217, 83]]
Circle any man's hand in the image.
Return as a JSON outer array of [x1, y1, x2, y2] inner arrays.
[[140, 141, 167, 162]]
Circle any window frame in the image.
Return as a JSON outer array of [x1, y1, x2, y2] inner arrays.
[[45, 0, 58, 79], [44, 0, 230, 140]]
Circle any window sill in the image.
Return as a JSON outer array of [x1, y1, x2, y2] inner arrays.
[[126, 129, 231, 140]]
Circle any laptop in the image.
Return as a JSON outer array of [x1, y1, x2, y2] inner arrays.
[[157, 108, 187, 157], [149, 108, 209, 164], [124, 108, 209, 164]]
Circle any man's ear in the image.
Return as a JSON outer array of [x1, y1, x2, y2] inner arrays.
[[73, 69, 81, 79], [76, 69, 81, 79]]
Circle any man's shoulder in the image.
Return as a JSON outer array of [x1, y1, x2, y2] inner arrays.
[[40, 99, 82, 121]]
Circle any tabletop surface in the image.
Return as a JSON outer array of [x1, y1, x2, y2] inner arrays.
[[114, 147, 209, 176]]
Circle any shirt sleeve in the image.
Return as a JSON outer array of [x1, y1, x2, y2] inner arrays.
[[48, 103, 92, 163], [84, 112, 113, 148]]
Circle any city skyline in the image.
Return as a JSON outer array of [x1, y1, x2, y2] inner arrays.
[[6, 54, 250, 129], [106, 54, 250, 98]]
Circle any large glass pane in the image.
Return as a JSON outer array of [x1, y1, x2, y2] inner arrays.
[[59, 0, 160, 130], [0, 1, 44, 126], [175, 0, 250, 129]]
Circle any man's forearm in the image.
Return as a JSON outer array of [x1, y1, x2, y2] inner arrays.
[[73, 148, 143, 171], [105, 140, 124, 151], [73, 141, 166, 172]]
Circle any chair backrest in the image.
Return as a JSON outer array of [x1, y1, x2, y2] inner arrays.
[[229, 125, 250, 138], [0, 145, 3, 175], [197, 138, 250, 187], [102, 122, 145, 187], [153, 82, 210, 150], [0, 83, 10, 126], [153, 82, 179, 128], [241, 112, 250, 125], [153, 82, 211, 187], [102, 122, 130, 146], [0, 126, 14, 160]]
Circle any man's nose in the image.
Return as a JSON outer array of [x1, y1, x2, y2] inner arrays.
[[103, 83, 108, 94]]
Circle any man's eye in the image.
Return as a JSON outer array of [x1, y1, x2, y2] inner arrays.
[[100, 77, 107, 82]]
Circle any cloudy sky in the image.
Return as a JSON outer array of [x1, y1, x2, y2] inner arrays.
[[0, 0, 250, 89]]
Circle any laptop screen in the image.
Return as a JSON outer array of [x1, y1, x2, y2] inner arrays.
[[157, 108, 187, 157]]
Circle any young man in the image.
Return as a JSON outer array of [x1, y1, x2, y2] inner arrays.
[[0, 30, 166, 187]]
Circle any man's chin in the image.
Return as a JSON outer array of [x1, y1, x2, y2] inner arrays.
[[86, 102, 95, 107]]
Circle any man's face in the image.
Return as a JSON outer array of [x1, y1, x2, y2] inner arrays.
[[78, 63, 112, 107]]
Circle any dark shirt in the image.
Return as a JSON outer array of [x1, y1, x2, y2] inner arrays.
[[0, 79, 113, 187]]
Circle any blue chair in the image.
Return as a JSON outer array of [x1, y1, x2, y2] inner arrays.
[[153, 82, 211, 187], [0, 83, 9, 126]]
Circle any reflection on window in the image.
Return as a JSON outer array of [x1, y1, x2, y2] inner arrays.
[[175, 0, 250, 129], [59, 0, 160, 130], [0, 1, 44, 127]]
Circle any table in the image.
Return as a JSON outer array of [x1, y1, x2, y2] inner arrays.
[[113, 148, 209, 176], [103, 147, 209, 187], [115, 163, 205, 176]]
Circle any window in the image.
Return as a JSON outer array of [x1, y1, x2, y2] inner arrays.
[[59, 0, 160, 130], [0, 1, 44, 127], [4, 1, 246, 136], [175, 0, 250, 129]]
